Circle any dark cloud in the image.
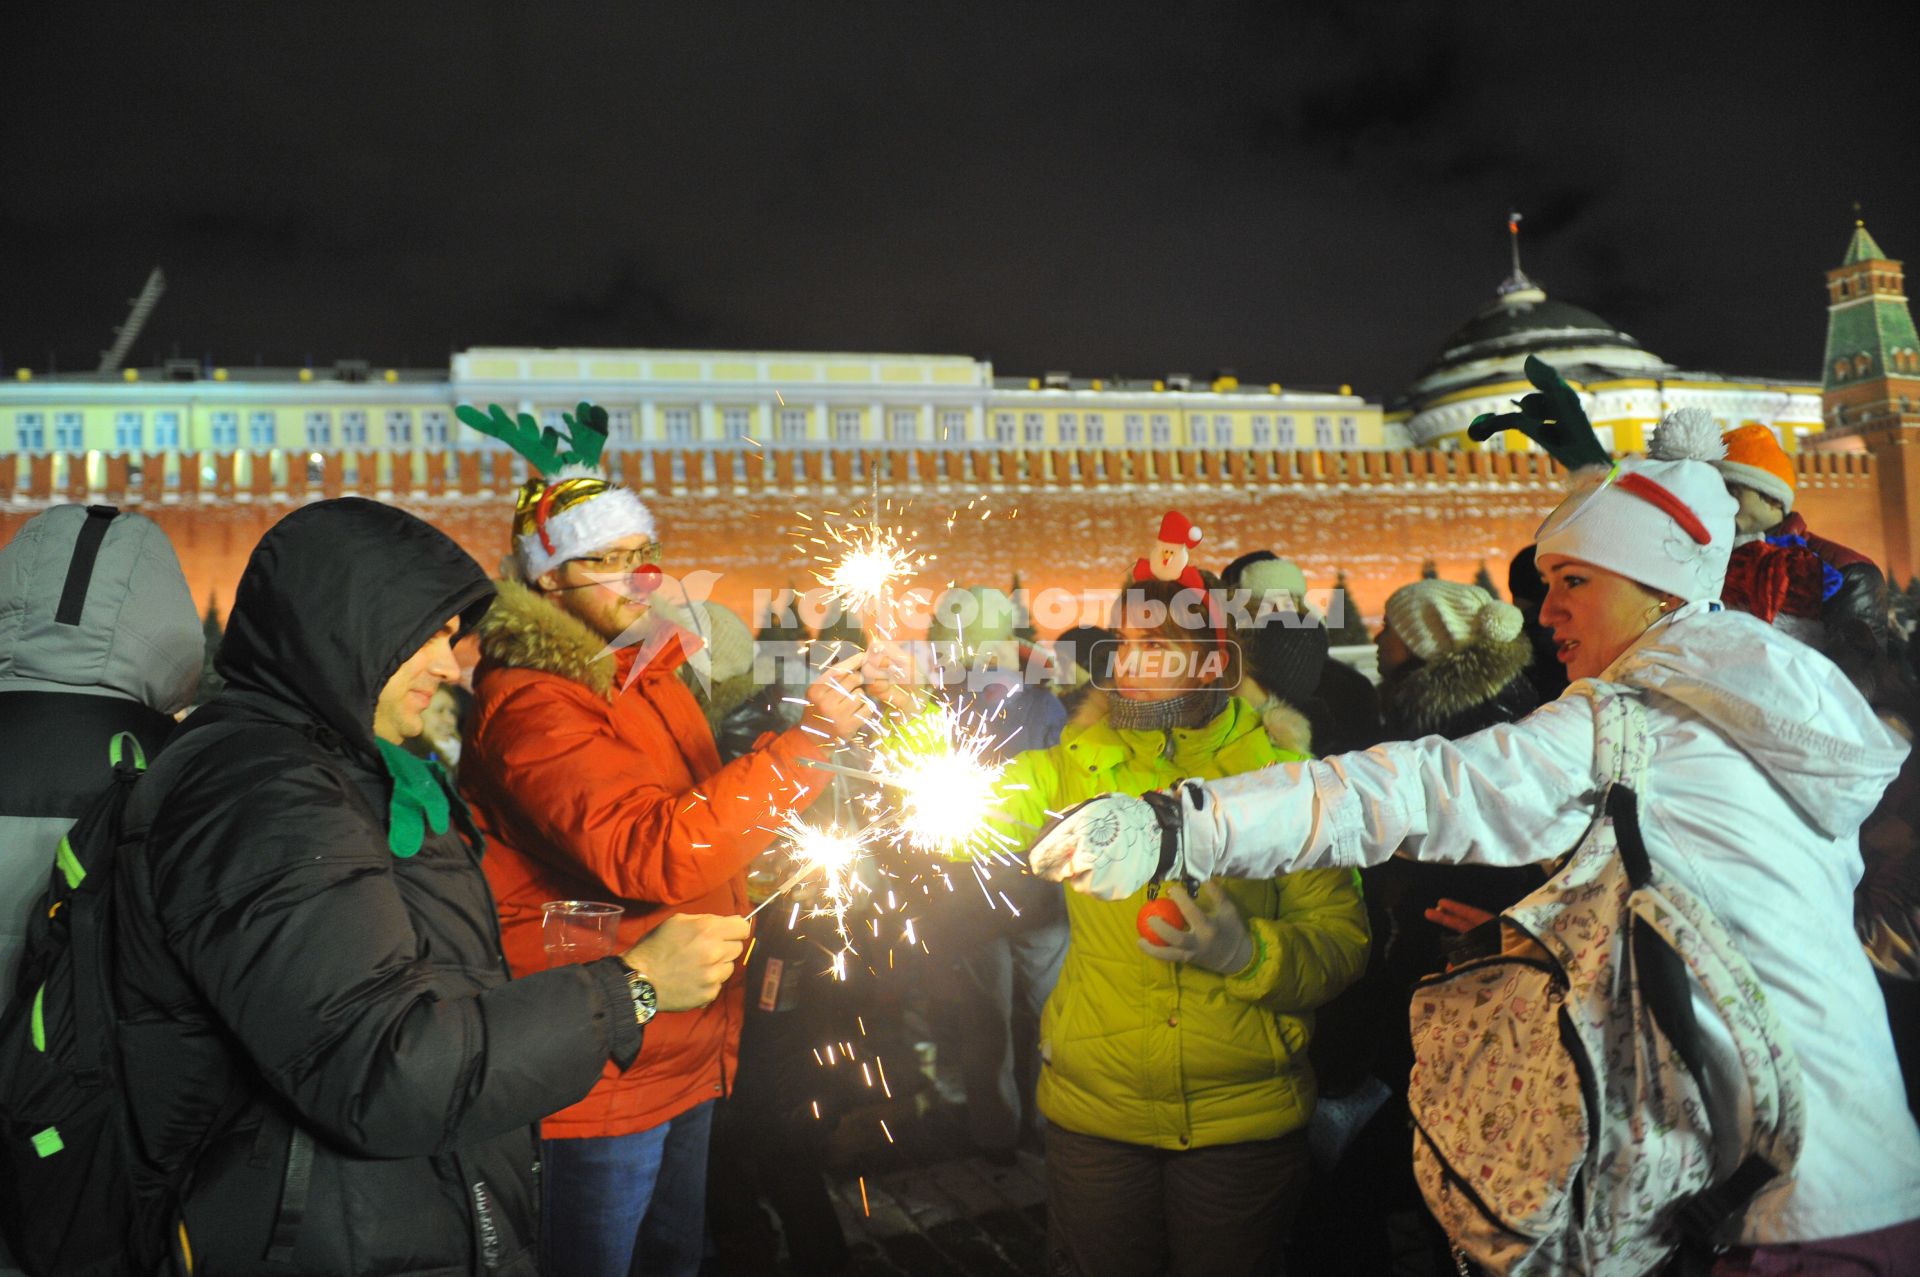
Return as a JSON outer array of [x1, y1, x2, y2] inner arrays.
[[2, 0, 1917, 392]]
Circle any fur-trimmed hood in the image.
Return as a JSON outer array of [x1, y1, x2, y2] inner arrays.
[[474, 578, 687, 700], [1378, 631, 1537, 740]]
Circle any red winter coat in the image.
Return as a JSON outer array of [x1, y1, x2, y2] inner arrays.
[[460, 580, 831, 1138]]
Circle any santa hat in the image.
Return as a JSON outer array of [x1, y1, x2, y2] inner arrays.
[[1716, 423, 1796, 514], [1535, 408, 1737, 603], [1157, 511, 1203, 548], [1384, 580, 1523, 664], [457, 402, 657, 581]]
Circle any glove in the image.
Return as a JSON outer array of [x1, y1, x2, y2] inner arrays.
[[1137, 882, 1255, 975], [1030, 784, 1204, 900]]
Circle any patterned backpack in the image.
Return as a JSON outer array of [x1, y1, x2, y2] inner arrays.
[[1407, 684, 1805, 1276]]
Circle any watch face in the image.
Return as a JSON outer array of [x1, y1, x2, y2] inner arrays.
[[628, 972, 658, 1022]]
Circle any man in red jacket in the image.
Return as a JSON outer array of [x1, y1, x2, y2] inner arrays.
[[456, 408, 867, 1277]]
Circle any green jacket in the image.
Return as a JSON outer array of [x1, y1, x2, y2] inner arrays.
[[985, 693, 1369, 1150]]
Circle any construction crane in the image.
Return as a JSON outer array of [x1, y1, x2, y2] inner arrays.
[[97, 267, 166, 373]]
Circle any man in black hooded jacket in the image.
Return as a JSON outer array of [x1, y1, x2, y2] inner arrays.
[[111, 498, 744, 1275]]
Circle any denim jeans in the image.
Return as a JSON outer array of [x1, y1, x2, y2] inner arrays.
[[540, 1102, 715, 1277]]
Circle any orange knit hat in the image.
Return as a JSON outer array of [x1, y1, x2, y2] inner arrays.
[[1715, 424, 1795, 514]]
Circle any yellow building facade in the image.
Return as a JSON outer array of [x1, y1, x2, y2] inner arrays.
[[1, 348, 1385, 480]]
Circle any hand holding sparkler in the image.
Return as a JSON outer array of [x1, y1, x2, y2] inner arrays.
[[619, 913, 749, 1012], [800, 651, 872, 742], [861, 636, 928, 717]]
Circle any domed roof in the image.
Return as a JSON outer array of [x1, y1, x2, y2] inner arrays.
[[1428, 288, 1652, 375], [1399, 282, 1671, 409]]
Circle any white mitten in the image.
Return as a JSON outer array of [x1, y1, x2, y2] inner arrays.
[[1030, 784, 1203, 900]]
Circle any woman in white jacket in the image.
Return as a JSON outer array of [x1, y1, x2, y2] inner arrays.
[[1031, 392, 1920, 1272]]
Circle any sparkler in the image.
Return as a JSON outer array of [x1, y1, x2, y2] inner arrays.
[[747, 813, 871, 943], [866, 701, 1029, 856]]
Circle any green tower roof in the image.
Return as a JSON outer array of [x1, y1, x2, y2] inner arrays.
[[1825, 221, 1918, 392], [1844, 221, 1889, 265]]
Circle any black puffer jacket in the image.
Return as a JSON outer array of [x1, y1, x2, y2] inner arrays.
[[114, 499, 643, 1275]]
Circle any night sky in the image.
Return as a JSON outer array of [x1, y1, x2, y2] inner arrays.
[[5, 2, 1917, 397]]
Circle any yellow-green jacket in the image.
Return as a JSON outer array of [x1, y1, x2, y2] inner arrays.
[[985, 692, 1369, 1150]]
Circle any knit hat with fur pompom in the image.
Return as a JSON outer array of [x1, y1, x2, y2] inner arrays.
[[1384, 580, 1523, 664]]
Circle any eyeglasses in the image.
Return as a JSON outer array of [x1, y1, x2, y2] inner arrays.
[[569, 544, 663, 573]]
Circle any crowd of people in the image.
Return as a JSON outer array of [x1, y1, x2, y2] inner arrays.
[[1, 377, 1918, 1276]]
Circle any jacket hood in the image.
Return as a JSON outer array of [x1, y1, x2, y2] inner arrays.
[[475, 576, 691, 700], [1605, 600, 1909, 838], [215, 499, 493, 757], [1379, 631, 1536, 740], [0, 504, 201, 712]]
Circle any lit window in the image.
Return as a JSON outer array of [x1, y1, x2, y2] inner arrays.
[[779, 409, 808, 442], [15, 412, 45, 451], [1085, 412, 1106, 445], [114, 412, 144, 451], [251, 411, 278, 448], [833, 409, 862, 442], [153, 411, 181, 449], [209, 412, 239, 451], [385, 411, 411, 446]]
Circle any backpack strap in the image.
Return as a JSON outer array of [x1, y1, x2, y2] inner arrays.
[[1610, 783, 1785, 1259], [53, 504, 118, 627]]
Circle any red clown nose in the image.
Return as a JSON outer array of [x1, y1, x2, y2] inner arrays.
[[629, 564, 664, 597]]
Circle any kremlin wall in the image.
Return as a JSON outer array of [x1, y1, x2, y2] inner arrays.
[[0, 443, 1882, 632]]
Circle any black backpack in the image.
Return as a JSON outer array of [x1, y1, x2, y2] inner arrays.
[[0, 730, 172, 1276]]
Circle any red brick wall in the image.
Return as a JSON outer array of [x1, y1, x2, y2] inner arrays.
[[0, 449, 1887, 628]]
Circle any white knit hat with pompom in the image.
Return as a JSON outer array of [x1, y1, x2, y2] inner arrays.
[[1383, 580, 1523, 664], [1535, 408, 1737, 603]]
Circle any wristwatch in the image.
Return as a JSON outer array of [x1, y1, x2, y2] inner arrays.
[[624, 968, 658, 1026]]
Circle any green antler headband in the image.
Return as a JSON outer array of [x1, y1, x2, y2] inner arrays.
[[455, 400, 610, 476], [1466, 355, 1611, 471]]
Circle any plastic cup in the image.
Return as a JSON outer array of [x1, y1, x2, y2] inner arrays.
[[541, 900, 624, 968]]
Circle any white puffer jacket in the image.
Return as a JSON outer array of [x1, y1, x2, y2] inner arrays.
[[1189, 600, 1920, 1244]]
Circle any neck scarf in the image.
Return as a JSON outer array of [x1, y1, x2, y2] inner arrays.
[[1106, 686, 1228, 736], [376, 738, 451, 858]]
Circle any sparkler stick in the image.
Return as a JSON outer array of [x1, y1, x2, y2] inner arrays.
[[798, 756, 1042, 831], [746, 861, 818, 918]]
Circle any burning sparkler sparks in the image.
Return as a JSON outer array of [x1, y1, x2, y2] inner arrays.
[[866, 701, 1022, 858]]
